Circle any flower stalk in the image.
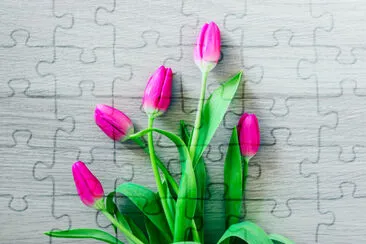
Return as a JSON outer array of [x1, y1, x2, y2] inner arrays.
[[189, 70, 208, 161], [147, 116, 175, 234]]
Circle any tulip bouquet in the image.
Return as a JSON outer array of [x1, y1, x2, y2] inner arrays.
[[45, 22, 293, 244]]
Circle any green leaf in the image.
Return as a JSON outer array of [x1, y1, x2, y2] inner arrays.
[[45, 229, 124, 244], [193, 157, 206, 241], [130, 128, 191, 172], [131, 137, 179, 194], [193, 71, 242, 165], [224, 127, 243, 228], [130, 128, 197, 242], [180, 120, 191, 146], [106, 192, 119, 235], [115, 210, 129, 231], [106, 192, 116, 215], [217, 221, 272, 244], [116, 183, 172, 243], [124, 215, 149, 244], [162, 179, 176, 220], [107, 192, 147, 244], [145, 216, 168, 244], [268, 233, 295, 244], [180, 120, 206, 242], [173, 242, 201, 244]]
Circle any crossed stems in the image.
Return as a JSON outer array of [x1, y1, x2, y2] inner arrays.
[[144, 70, 209, 242], [106, 70, 209, 243]]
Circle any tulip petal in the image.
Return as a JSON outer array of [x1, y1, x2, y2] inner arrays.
[[202, 22, 221, 62], [157, 67, 173, 112], [194, 21, 221, 71], [72, 161, 104, 206], [194, 23, 209, 61], [142, 66, 173, 117], [238, 114, 260, 158], [143, 66, 166, 108], [94, 104, 134, 141]]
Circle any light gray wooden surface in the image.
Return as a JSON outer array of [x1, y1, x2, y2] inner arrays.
[[1, 0, 366, 243]]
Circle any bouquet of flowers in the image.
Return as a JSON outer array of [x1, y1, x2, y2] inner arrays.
[[45, 22, 293, 244]]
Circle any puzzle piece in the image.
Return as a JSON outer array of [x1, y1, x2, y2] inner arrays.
[[34, 145, 134, 198], [247, 128, 318, 217], [245, 199, 334, 243], [0, 30, 54, 97], [54, 0, 114, 63], [319, 80, 366, 162], [0, 0, 72, 46], [225, 97, 337, 147], [277, 98, 336, 146], [0, 195, 69, 243], [242, 30, 318, 116], [0, 79, 73, 147], [181, 0, 246, 46], [54, 81, 114, 162], [0, 130, 54, 211], [225, 0, 332, 47], [312, 0, 366, 63], [34, 144, 135, 242], [96, 0, 195, 48], [113, 31, 180, 99], [301, 146, 366, 199], [298, 47, 366, 97], [318, 183, 366, 243], [37, 47, 131, 97], [50, 195, 110, 244]]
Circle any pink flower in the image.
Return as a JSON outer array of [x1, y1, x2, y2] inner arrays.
[[94, 104, 134, 142], [142, 65, 173, 118], [237, 113, 260, 159], [194, 21, 221, 72], [72, 161, 104, 207]]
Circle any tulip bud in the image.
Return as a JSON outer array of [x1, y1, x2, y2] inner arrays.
[[94, 104, 134, 142], [72, 161, 104, 208], [237, 113, 260, 159], [194, 21, 221, 72], [142, 65, 173, 118]]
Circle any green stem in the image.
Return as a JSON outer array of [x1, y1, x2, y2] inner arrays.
[[189, 71, 209, 163], [243, 157, 249, 195], [147, 116, 175, 234], [102, 210, 144, 244], [130, 129, 201, 243], [132, 137, 179, 194], [188, 71, 208, 243]]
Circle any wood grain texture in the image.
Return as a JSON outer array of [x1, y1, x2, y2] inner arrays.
[[1, 0, 366, 243]]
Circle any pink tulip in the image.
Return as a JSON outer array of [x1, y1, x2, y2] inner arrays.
[[237, 113, 260, 159], [94, 104, 134, 142], [142, 65, 173, 118], [72, 161, 104, 207], [194, 21, 221, 72]]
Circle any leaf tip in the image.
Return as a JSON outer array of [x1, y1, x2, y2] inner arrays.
[[237, 70, 243, 79]]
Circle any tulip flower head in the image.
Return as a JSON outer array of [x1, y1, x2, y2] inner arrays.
[[72, 161, 104, 208], [142, 65, 173, 118], [237, 113, 260, 159], [94, 104, 134, 142], [194, 21, 221, 72]]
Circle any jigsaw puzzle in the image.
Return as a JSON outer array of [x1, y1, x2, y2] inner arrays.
[[1, 0, 366, 243]]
